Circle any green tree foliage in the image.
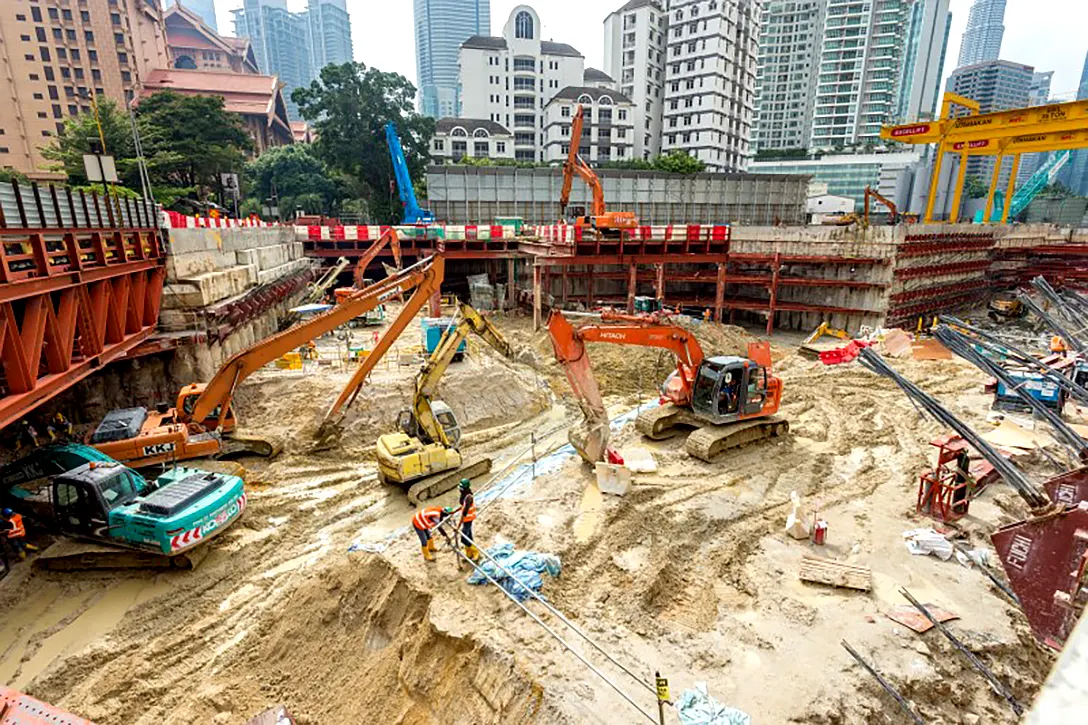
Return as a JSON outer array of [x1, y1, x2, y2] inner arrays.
[[754, 147, 809, 160], [41, 99, 140, 186], [649, 150, 706, 174], [137, 91, 252, 200], [245, 144, 343, 216], [0, 168, 29, 184], [963, 174, 989, 199], [292, 62, 434, 224]]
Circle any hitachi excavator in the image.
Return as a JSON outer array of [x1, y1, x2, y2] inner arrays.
[[560, 105, 638, 235], [375, 301, 516, 504], [87, 256, 445, 469], [547, 310, 789, 463]]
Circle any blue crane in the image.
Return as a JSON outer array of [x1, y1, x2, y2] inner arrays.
[[974, 150, 1071, 223], [385, 122, 435, 225]]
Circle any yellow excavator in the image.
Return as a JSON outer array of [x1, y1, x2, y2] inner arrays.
[[376, 302, 515, 504]]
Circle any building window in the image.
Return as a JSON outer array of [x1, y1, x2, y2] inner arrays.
[[452, 141, 467, 156], [433, 139, 444, 151], [561, 105, 571, 118], [110, 13, 121, 25], [496, 142, 506, 153], [82, 10, 91, 22], [473, 142, 489, 157], [618, 110, 627, 121], [514, 11, 534, 40]]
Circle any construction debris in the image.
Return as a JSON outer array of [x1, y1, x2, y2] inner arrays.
[[465, 543, 562, 601], [785, 491, 811, 540], [676, 682, 751, 725], [799, 554, 873, 591], [885, 604, 960, 634]]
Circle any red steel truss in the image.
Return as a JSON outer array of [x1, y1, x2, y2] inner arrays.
[[0, 183, 165, 429]]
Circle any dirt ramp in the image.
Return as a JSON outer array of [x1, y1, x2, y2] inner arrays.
[[231, 554, 559, 724]]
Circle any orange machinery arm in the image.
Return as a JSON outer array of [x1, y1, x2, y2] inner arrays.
[[547, 311, 611, 462], [353, 228, 403, 288], [322, 255, 446, 423], [863, 185, 898, 223], [188, 255, 444, 427], [559, 105, 606, 218]]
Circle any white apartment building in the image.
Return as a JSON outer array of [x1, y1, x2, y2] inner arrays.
[[753, 0, 825, 152], [459, 6, 585, 162], [660, 0, 761, 173], [542, 87, 636, 163], [603, 0, 667, 161], [431, 118, 515, 163], [584, 67, 617, 91]]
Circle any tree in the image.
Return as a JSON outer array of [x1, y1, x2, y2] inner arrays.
[[292, 62, 434, 224], [963, 174, 989, 199], [41, 99, 139, 186], [136, 91, 252, 204], [245, 144, 342, 217], [754, 147, 809, 161], [652, 150, 706, 174]]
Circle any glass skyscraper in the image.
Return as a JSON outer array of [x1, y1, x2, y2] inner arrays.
[[957, 0, 1005, 67], [414, 0, 490, 118], [1064, 51, 1088, 195], [166, 0, 218, 33]]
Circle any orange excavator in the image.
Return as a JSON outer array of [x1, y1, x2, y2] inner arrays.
[[87, 256, 445, 468], [547, 310, 788, 462], [334, 227, 404, 308], [560, 105, 638, 235]]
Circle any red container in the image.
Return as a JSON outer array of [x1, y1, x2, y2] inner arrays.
[[813, 521, 828, 545]]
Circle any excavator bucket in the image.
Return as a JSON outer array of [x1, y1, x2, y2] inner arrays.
[[747, 341, 773, 369], [569, 419, 610, 465], [991, 504, 1088, 650]]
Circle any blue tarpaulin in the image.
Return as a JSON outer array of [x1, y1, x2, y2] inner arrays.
[[677, 683, 750, 725], [466, 543, 561, 601]]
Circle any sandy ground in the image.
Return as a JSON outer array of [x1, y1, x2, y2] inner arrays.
[[0, 306, 1066, 724]]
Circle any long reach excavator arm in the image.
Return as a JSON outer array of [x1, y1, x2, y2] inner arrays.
[[559, 105, 606, 218], [184, 255, 444, 430]]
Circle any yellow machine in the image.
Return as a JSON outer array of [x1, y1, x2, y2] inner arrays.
[[799, 322, 850, 358], [376, 302, 515, 504]]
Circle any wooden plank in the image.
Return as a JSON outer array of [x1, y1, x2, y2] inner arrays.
[[799, 555, 872, 591]]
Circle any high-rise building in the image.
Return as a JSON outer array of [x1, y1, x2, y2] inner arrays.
[[753, 0, 825, 153], [1064, 51, 1088, 195], [416, 0, 490, 119], [1016, 71, 1055, 185], [0, 0, 170, 179], [165, 0, 218, 34], [459, 7, 585, 163], [603, 0, 667, 161], [957, 0, 1005, 68], [660, 0, 761, 172], [946, 59, 1032, 186], [810, 0, 916, 149], [896, 0, 951, 122], [232, 0, 312, 120], [307, 0, 353, 75]]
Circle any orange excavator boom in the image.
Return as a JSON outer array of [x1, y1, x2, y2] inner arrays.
[[560, 105, 607, 218], [187, 255, 443, 427], [863, 185, 899, 224], [353, 227, 403, 288]]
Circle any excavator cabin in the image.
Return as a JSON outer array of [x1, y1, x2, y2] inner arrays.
[[688, 355, 781, 424]]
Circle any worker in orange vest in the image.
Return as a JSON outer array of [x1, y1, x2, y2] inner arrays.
[[1, 508, 35, 560], [458, 478, 480, 562], [412, 506, 454, 563], [1051, 336, 1069, 356]]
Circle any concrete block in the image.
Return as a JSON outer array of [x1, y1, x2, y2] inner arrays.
[[166, 249, 239, 282], [257, 258, 311, 286], [256, 243, 290, 271], [157, 308, 203, 330], [164, 266, 253, 309]]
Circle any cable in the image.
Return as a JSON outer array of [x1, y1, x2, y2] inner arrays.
[[437, 525, 661, 724]]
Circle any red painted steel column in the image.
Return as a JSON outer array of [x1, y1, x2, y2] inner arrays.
[[714, 262, 726, 323], [533, 264, 542, 331], [655, 263, 665, 306], [627, 262, 637, 315], [767, 252, 781, 336]]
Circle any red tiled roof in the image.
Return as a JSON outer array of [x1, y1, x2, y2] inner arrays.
[[141, 68, 280, 116]]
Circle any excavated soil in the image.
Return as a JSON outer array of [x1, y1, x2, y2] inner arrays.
[[0, 308, 1065, 724]]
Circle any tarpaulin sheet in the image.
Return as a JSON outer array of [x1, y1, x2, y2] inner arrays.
[[466, 543, 561, 601], [677, 682, 751, 725]]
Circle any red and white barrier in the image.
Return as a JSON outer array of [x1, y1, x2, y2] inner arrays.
[[164, 211, 276, 229]]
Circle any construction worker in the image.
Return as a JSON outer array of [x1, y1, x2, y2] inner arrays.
[[1051, 336, 1069, 357], [15, 420, 39, 451], [458, 478, 479, 561], [0, 508, 35, 560], [46, 411, 74, 443], [412, 506, 454, 563]]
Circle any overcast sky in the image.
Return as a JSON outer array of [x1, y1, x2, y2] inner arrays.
[[215, 0, 1088, 104]]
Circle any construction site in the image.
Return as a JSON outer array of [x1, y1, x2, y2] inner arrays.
[[0, 96, 1086, 725]]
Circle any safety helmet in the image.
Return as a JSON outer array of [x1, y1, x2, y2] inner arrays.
[[459, 478, 472, 490], [442, 506, 455, 516], [54, 412, 64, 421], [1, 508, 13, 517]]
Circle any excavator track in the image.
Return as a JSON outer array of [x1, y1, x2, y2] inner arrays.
[[35, 538, 211, 571], [684, 416, 790, 463], [405, 458, 493, 506], [217, 436, 280, 459], [634, 404, 692, 440]]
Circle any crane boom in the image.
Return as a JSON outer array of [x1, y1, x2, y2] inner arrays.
[[385, 122, 435, 225], [187, 256, 444, 427], [413, 302, 514, 447]]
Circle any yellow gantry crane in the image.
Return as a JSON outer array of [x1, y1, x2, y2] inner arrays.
[[882, 92, 1088, 223]]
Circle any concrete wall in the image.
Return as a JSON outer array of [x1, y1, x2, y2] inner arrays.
[[163, 226, 309, 311], [426, 166, 809, 225]]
